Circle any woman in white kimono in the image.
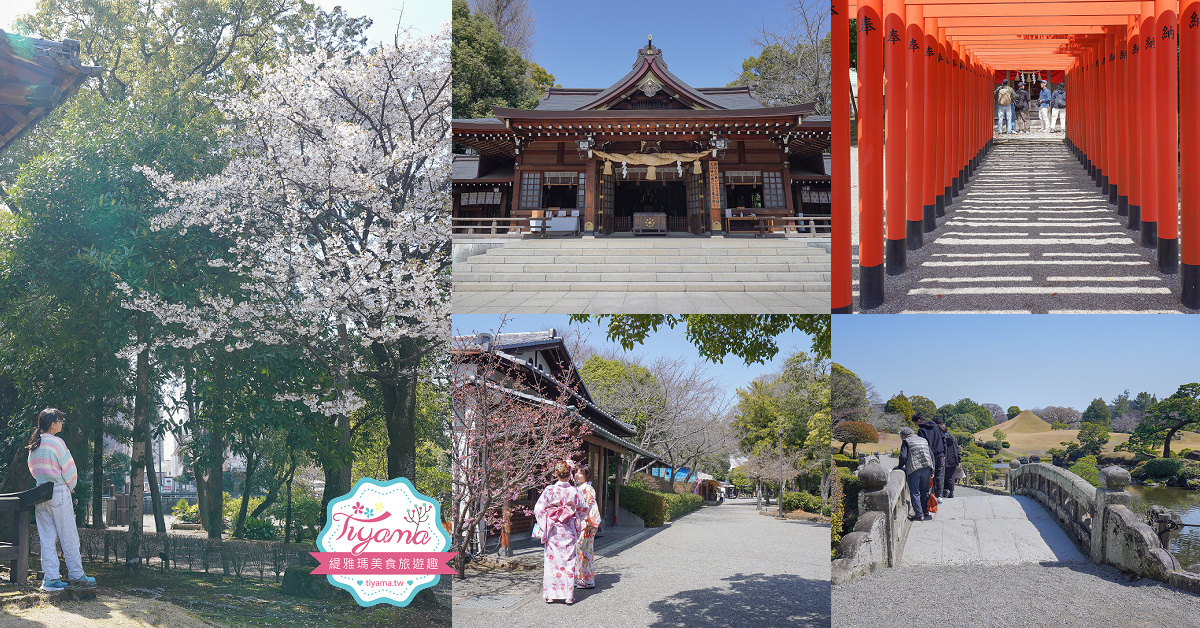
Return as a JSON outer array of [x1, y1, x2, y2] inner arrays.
[[534, 461, 587, 604]]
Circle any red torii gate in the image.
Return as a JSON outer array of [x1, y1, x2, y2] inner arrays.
[[831, 0, 1198, 312]]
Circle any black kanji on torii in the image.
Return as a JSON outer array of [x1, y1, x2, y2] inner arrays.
[[926, 46, 934, 57], [1110, 53, 1115, 62], [1146, 36, 1155, 49], [1133, 42, 1140, 54], [831, 1, 837, 15], [888, 28, 901, 44], [909, 38, 919, 51], [1121, 50, 1127, 60], [1164, 24, 1176, 40], [861, 16, 877, 33], [939, 53, 944, 62], [1191, 10, 1199, 29]]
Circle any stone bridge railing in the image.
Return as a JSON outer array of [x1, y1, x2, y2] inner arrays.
[[1009, 462, 1199, 593], [831, 459, 911, 584]]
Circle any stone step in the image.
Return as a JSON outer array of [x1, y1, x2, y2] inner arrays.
[[452, 281, 829, 293], [480, 247, 814, 257], [454, 262, 829, 274], [485, 239, 827, 249], [452, 271, 831, 283]]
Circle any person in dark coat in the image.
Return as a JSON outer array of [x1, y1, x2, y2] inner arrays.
[[916, 412, 947, 497], [941, 421, 961, 498], [896, 426, 934, 521]]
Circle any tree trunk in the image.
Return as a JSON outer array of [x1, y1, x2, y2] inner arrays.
[[233, 447, 259, 538], [1164, 424, 1183, 459], [91, 383, 105, 528], [146, 423, 166, 534], [250, 459, 289, 519], [320, 325, 355, 528], [372, 339, 419, 482], [284, 456, 295, 544], [205, 432, 225, 539], [126, 313, 150, 573]]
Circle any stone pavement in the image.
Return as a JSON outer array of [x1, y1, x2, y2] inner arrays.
[[900, 487, 1085, 567], [851, 137, 1191, 313], [451, 497, 830, 627], [453, 235, 830, 314]]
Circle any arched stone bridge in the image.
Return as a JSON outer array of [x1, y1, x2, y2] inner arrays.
[[832, 459, 1200, 592]]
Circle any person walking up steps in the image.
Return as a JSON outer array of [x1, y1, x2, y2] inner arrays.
[[941, 421, 961, 499], [26, 408, 96, 592], [896, 426, 934, 521], [1050, 85, 1066, 132]]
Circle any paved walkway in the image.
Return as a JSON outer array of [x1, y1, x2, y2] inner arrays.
[[452, 498, 830, 627], [901, 487, 1085, 566], [851, 137, 1191, 313]]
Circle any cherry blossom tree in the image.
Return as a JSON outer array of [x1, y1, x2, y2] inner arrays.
[[127, 27, 452, 515], [451, 341, 589, 578]]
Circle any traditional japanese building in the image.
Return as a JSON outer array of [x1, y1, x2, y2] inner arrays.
[[453, 39, 830, 236], [0, 30, 102, 153], [453, 330, 664, 555]]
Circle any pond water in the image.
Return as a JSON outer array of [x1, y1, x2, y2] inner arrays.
[[1126, 484, 1200, 568]]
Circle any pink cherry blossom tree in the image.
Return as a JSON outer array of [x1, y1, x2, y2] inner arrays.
[[451, 337, 590, 578]]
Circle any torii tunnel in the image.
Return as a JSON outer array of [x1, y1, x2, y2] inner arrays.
[[831, 0, 1200, 312]]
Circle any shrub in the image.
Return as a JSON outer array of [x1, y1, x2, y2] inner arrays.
[[983, 440, 1002, 455], [661, 492, 703, 520], [619, 485, 668, 526], [172, 499, 200, 524], [833, 421, 879, 456], [1098, 452, 1137, 466], [782, 491, 822, 513], [1143, 457, 1184, 480], [1069, 455, 1100, 488], [1178, 463, 1200, 482], [839, 466, 862, 520], [1001, 441, 1011, 449], [833, 454, 859, 471], [242, 517, 279, 540]]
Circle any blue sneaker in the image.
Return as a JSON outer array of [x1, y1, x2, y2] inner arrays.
[[42, 578, 69, 591], [68, 575, 96, 589]]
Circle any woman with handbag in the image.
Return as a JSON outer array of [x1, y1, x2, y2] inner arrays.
[[26, 408, 96, 591], [533, 461, 587, 604], [573, 464, 602, 590], [895, 426, 935, 521]]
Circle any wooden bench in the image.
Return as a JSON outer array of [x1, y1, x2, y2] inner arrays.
[[0, 482, 53, 584]]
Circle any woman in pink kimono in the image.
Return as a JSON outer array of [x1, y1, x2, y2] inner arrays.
[[574, 464, 601, 589], [534, 461, 587, 603]]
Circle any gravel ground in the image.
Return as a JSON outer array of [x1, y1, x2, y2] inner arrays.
[[832, 561, 1200, 627], [848, 132, 1194, 313], [452, 499, 830, 627]]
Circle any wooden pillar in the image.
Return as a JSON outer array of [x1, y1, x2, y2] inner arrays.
[[934, 26, 947, 217], [1184, 1, 1200, 304], [832, 0, 852, 312], [584, 157, 598, 234], [1104, 33, 1117, 203], [905, 2, 924, 250], [1116, 28, 1130, 216], [613, 453, 622, 526], [1141, 0, 1160, 246], [707, 159, 723, 234], [857, 0, 885, 307], [1128, 15, 1143, 229], [921, 16, 940, 230], [499, 501, 512, 557], [884, 0, 907, 274], [1156, 0, 1180, 272]]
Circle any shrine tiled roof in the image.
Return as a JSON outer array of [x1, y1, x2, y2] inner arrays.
[[0, 30, 102, 153]]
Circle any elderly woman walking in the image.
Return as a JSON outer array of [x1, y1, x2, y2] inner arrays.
[[895, 426, 935, 521], [534, 461, 588, 604], [573, 464, 602, 590], [27, 408, 96, 591]]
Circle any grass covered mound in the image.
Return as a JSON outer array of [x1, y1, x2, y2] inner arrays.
[[974, 410, 1052, 439]]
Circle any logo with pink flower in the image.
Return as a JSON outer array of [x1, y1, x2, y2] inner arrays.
[[313, 477, 455, 606]]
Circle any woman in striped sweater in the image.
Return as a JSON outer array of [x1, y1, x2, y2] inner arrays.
[[26, 408, 95, 592]]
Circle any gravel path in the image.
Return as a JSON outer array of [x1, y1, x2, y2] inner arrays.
[[832, 561, 1200, 627], [849, 135, 1194, 313], [452, 499, 830, 627]]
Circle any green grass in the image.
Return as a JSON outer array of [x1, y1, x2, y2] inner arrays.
[[84, 561, 450, 628]]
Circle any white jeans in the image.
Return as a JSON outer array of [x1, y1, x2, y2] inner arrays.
[[1051, 108, 1066, 131], [34, 484, 84, 580], [1039, 107, 1052, 131]]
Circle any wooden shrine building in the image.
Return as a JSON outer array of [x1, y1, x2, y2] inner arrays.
[[0, 30, 102, 153], [453, 39, 830, 236], [453, 330, 664, 555]]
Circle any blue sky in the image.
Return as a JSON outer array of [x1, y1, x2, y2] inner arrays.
[[0, 1, 448, 46], [834, 315, 1200, 411], [527, 0, 807, 88], [454, 314, 815, 405]]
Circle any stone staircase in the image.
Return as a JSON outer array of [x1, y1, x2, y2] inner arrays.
[[452, 237, 830, 293]]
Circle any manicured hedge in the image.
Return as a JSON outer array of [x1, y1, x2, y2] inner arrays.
[[1143, 457, 1184, 480], [619, 486, 703, 527], [782, 491, 822, 513], [833, 454, 859, 471]]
